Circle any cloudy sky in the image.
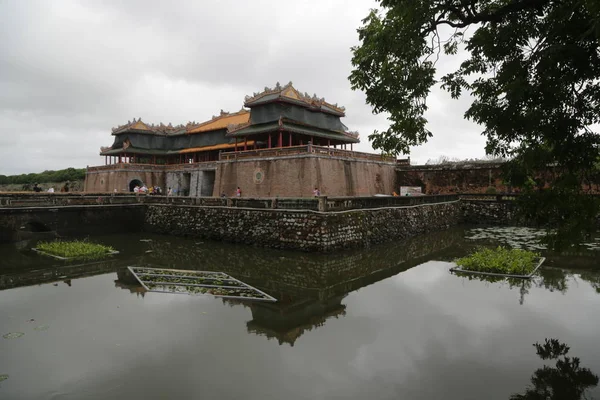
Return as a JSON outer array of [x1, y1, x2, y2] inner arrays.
[[0, 0, 487, 175]]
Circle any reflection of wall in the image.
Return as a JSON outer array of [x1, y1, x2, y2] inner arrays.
[[0, 259, 121, 291], [0, 205, 145, 244]]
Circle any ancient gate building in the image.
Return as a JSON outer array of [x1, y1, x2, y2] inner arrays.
[[85, 82, 405, 197]]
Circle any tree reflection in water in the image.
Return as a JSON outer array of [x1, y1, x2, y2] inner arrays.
[[453, 268, 600, 305], [511, 339, 598, 399]]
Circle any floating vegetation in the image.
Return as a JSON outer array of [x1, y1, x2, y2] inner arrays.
[[3, 332, 24, 339], [33, 240, 118, 260], [129, 266, 276, 301], [465, 226, 600, 251], [0, 374, 8, 382], [34, 325, 49, 331], [451, 247, 544, 278], [465, 227, 548, 250]]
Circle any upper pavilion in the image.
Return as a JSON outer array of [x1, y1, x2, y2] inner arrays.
[[98, 82, 360, 165], [227, 82, 360, 150]]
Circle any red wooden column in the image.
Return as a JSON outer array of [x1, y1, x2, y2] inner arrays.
[[327, 139, 331, 148], [105, 156, 107, 165], [235, 138, 238, 152], [278, 131, 283, 148], [351, 143, 353, 151], [289, 132, 292, 147], [268, 134, 272, 148], [244, 138, 247, 151]]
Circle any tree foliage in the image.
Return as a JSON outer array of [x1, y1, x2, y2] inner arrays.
[[350, 0, 600, 247], [0, 168, 85, 185]]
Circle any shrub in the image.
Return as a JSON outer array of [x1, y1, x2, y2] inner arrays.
[[455, 246, 540, 275], [485, 186, 497, 194]]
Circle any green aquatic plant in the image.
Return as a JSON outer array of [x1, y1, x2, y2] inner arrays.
[[455, 247, 540, 275], [0, 374, 8, 382], [36, 240, 116, 260], [2, 332, 24, 339]]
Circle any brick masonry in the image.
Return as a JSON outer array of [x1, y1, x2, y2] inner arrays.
[[85, 154, 398, 197]]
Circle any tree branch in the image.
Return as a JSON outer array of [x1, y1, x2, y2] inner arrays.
[[428, 0, 551, 31]]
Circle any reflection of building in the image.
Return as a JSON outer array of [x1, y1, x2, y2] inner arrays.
[[85, 82, 403, 197], [114, 269, 146, 297], [246, 296, 346, 346]]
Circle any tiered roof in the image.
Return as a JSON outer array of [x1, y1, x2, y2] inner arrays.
[[187, 109, 249, 134], [111, 118, 192, 136], [244, 81, 346, 116]]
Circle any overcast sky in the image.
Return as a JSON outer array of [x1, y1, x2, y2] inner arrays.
[[0, 0, 487, 175]]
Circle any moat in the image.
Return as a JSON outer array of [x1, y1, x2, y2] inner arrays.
[[0, 227, 599, 399]]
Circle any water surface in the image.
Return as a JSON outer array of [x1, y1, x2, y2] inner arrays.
[[0, 228, 599, 399]]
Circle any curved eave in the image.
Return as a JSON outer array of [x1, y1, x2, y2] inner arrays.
[[244, 98, 345, 117], [226, 122, 359, 144]]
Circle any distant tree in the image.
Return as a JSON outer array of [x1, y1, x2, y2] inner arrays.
[[350, 0, 600, 248], [0, 168, 86, 185]]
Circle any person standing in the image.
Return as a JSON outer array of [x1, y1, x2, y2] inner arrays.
[[33, 183, 42, 193], [235, 187, 241, 197]]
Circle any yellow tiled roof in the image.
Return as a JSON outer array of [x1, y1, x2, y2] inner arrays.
[[178, 140, 255, 154], [188, 110, 250, 134]]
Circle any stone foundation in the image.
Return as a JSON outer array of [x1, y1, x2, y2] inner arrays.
[[144, 200, 461, 252]]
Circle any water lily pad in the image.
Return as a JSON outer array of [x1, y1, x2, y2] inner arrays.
[[34, 325, 49, 331], [3, 332, 24, 339], [0, 374, 8, 382]]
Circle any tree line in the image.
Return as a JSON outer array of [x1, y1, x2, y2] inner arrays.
[[0, 168, 85, 185]]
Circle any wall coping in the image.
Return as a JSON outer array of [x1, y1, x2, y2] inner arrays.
[[216, 152, 398, 167], [145, 199, 460, 215]]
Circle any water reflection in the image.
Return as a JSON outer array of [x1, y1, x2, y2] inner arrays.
[[511, 339, 599, 399], [2, 227, 600, 348], [1, 229, 600, 399], [452, 267, 600, 305]]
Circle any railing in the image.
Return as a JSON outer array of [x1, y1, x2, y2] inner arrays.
[[0, 193, 457, 211], [164, 162, 217, 170], [458, 193, 519, 202], [325, 194, 459, 211], [86, 161, 217, 172], [219, 144, 403, 164]]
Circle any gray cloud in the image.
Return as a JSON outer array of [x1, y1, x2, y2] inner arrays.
[[0, 0, 486, 175]]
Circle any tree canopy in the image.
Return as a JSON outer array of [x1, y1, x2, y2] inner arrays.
[[350, 0, 600, 247], [0, 168, 85, 185]]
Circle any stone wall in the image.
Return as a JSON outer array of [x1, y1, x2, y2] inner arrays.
[[461, 200, 518, 225], [214, 155, 397, 197], [397, 163, 507, 194], [397, 163, 600, 195], [144, 200, 461, 252]]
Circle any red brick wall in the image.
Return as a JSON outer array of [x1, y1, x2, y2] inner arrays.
[[214, 156, 397, 197]]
